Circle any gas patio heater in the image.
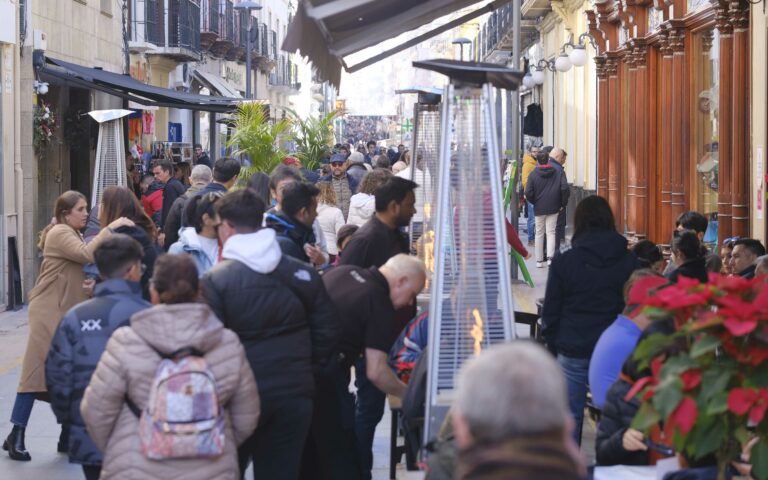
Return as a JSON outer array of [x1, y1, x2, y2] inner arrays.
[[394, 87, 443, 290], [87, 109, 134, 208], [412, 60, 522, 445]]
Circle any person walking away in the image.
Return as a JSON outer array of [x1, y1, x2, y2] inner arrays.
[[46, 234, 151, 480], [4, 191, 133, 462], [452, 343, 586, 480], [194, 143, 212, 168], [194, 157, 241, 198], [152, 158, 187, 249], [269, 165, 330, 265], [163, 164, 212, 250], [666, 230, 709, 283], [99, 186, 161, 300], [80, 254, 259, 480], [265, 182, 323, 265], [319, 153, 359, 221], [169, 192, 224, 277], [730, 238, 766, 279], [140, 174, 164, 227], [541, 195, 639, 445], [347, 169, 394, 227], [301, 255, 427, 480], [550, 148, 571, 251], [345, 152, 368, 190], [316, 181, 346, 262], [201, 189, 339, 480], [525, 151, 568, 268], [521, 144, 541, 246], [247, 171, 271, 206], [340, 176, 418, 479], [334, 224, 359, 266]]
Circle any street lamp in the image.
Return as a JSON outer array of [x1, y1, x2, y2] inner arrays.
[[234, 1, 263, 99], [452, 37, 472, 62]]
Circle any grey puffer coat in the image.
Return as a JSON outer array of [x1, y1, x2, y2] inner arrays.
[[81, 303, 260, 479]]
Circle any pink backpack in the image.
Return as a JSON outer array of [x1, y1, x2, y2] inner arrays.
[[127, 347, 226, 460]]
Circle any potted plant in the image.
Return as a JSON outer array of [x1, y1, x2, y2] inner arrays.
[[228, 102, 292, 179], [628, 275, 768, 479], [284, 107, 343, 172]]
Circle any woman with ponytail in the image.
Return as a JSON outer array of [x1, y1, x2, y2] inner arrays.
[[81, 254, 259, 479], [4, 190, 133, 462]]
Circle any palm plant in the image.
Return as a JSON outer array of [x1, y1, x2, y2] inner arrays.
[[228, 102, 292, 179], [285, 107, 343, 171]]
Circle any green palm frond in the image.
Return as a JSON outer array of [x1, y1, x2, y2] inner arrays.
[[284, 107, 343, 171], [228, 102, 292, 179]]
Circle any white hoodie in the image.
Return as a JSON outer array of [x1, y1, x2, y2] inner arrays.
[[221, 228, 282, 274], [347, 192, 376, 227]]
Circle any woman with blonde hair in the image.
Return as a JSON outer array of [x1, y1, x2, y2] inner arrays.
[[4, 190, 132, 462], [316, 181, 346, 261]]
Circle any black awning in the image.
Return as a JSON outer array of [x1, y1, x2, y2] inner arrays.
[[41, 57, 240, 114]]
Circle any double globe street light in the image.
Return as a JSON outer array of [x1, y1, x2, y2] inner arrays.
[[521, 32, 599, 88]]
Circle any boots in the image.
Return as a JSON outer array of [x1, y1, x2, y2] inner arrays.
[[2, 425, 31, 461], [57, 424, 69, 453]]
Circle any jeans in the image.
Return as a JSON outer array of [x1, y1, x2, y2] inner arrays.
[[526, 201, 535, 242], [10, 392, 35, 428], [238, 395, 313, 480], [556, 208, 567, 252], [82, 465, 101, 480], [558, 354, 590, 446], [535, 214, 558, 262], [354, 356, 386, 480]]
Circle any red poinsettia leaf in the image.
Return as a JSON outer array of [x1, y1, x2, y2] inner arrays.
[[651, 357, 664, 378], [680, 369, 702, 391], [677, 276, 702, 289], [727, 388, 758, 416], [714, 274, 753, 292], [625, 376, 655, 402], [668, 396, 698, 435], [749, 402, 768, 425], [723, 316, 759, 336], [642, 389, 655, 401]]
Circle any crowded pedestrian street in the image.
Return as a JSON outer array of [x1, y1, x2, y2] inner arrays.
[[0, 0, 766, 480]]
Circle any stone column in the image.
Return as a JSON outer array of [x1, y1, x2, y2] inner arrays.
[[659, 31, 674, 240], [626, 44, 638, 237], [606, 54, 623, 227], [731, 0, 750, 236], [634, 40, 649, 239], [595, 56, 610, 199], [716, 2, 734, 244], [669, 21, 688, 222]]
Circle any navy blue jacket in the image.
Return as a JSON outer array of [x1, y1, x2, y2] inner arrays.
[[541, 230, 639, 358], [525, 164, 569, 216], [46, 279, 151, 465], [264, 211, 316, 264]]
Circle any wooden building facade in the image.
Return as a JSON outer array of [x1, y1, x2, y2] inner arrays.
[[587, 0, 750, 245]]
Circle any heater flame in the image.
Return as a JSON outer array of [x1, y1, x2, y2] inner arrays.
[[470, 309, 484, 356]]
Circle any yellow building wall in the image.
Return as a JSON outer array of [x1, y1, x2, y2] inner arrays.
[[751, 6, 767, 244]]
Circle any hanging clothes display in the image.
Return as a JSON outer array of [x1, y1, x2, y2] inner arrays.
[[523, 103, 543, 137]]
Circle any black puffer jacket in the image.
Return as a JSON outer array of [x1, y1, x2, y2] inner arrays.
[[264, 211, 316, 264], [667, 257, 709, 284], [595, 378, 650, 466], [201, 229, 340, 404], [541, 230, 639, 358], [524, 164, 569, 216]]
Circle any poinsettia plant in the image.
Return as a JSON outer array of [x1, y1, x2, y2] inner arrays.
[[628, 274, 768, 480]]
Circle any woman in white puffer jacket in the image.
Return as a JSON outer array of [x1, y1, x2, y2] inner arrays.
[[316, 181, 346, 259], [346, 169, 393, 227]]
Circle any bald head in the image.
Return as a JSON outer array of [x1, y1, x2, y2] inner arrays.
[[551, 148, 567, 166], [379, 254, 427, 309]]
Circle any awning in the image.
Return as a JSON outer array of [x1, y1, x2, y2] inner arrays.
[[192, 70, 243, 99], [41, 57, 240, 113], [282, 0, 511, 89]]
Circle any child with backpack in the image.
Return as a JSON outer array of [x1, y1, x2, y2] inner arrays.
[[81, 254, 259, 480]]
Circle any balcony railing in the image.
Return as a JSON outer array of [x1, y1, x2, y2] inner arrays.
[[201, 0, 219, 35], [269, 55, 300, 90], [130, 0, 165, 47], [219, 0, 235, 42], [473, 2, 513, 61], [169, 0, 201, 51]]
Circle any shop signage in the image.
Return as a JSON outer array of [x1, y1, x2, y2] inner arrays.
[[223, 63, 245, 91]]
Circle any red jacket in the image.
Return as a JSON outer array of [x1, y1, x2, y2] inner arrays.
[[141, 188, 163, 223]]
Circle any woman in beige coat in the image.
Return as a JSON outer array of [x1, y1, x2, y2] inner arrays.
[[81, 254, 259, 480], [4, 190, 133, 462]]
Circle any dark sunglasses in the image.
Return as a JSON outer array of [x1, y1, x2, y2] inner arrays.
[[331, 161, 344, 166]]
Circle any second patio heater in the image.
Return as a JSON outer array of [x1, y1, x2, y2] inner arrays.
[[394, 87, 443, 292], [414, 60, 523, 444], [88, 109, 133, 208]]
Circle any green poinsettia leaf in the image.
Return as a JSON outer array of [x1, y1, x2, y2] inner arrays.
[[631, 401, 661, 432], [690, 334, 721, 358], [688, 415, 725, 459], [660, 355, 697, 377], [699, 369, 734, 404], [705, 391, 729, 415], [652, 376, 683, 418], [749, 365, 768, 388], [633, 333, 679, 369], [752, 440, 768, 480]]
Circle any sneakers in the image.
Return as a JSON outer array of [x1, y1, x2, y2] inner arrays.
[[547, 259, 552, 266], [527, 239, 534, 247], [536, 261, 544, 268]]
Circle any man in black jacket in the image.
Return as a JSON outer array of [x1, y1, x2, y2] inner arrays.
[[46, 235, 151, 479], [152, 158, 187, 249], [265, 182, 320, 264], [525, 151, 569, 268], [550, 148, 570, 251], [163, 164, 212, 250], [201, 188, 340, 480]]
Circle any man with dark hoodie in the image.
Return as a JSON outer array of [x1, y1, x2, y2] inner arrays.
[[201, 188, 340, 480], [45, 234, 151, 480], [265, 182, 321, 264], [525, 151, 569, 268]]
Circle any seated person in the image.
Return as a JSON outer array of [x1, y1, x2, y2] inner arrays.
[[731, 238, 766, 279], [589, 271, 668, 409], [632, 240, 665, 274], [596, 319, 676, 466], [389, 310, 429, 383]]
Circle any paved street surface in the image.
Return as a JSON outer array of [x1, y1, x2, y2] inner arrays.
[[0, 218, 592, 479]]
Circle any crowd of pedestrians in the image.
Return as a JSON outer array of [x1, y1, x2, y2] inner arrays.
[[3, 137, 765, 480]]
